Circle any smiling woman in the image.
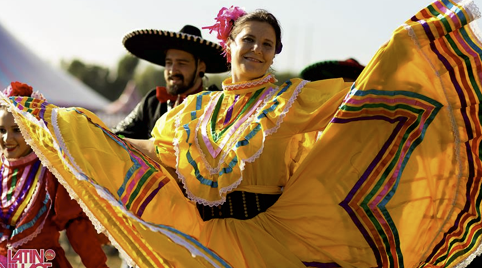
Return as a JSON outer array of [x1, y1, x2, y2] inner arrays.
[[227, 21, 276, 82], [2, 1, 482, 267], [0, 109, 32, 160], [217, 9, 282, 82], [0, 82, 108, 267]]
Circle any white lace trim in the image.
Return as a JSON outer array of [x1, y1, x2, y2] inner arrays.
[[457, 0, 481, 21], [264, 80, 306, 137], [8, 169, 52, 249], [453, 242, 482, 267], [193, 92, 225, 175], [0, 94, 58, 250], [405, 21, 463, 264], [173, 80, 306, 207], [173, 92, 245, 207], [53, 110, 227, 268], [16, 168, 45, 222], [243, 80, 306, 166], [403, 9, 481, 264], [222, 74, 276, 91], [9, 201, 52, 250], [469, 4, 482, 46], [194, 87, 277, 175], [51, 109, 88, 182], [1, 96, 227, 267], [174, 136, 243, 208], [453, 2, 482, 267]]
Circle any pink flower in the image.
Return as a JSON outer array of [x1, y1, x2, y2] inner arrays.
[[203, 6, 247, 62]]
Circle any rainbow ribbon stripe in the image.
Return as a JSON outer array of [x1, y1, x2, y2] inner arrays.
[[338, 89, 442, 267], [338, 0, 482, 267]]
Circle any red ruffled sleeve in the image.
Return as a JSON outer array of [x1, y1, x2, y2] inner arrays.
[[48, 174, 108, 267]]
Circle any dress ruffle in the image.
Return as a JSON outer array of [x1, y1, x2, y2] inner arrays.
[[166, 76, 307, 206]]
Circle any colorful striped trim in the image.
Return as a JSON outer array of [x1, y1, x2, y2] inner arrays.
[[68, 109, 168, 218], [8, 162, 41, 225], [410, 0, 482, 267], [338, 87, 442, 268], [5, 96, 231, 267], [1, 158, 42, 226]]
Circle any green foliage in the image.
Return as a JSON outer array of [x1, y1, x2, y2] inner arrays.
[[62, 54, 297, 102], [65, 59, 112, 98], [272, 71, 298, 84], [117, 55, 139, 80], [205, 73, 229, 90], [134, 65, 165, 95], [63, 54, 139, 101]]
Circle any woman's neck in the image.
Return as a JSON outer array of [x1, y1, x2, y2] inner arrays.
[[231, 73, 266, 84]]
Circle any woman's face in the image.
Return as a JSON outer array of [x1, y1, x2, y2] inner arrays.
[[0, 109, 32, 160], [228, 21, 277, 83]]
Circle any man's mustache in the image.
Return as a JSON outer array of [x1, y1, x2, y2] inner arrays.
[[168, 74, 184, 80]]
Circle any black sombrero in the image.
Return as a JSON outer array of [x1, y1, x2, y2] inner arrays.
[[123, 25, 228, 73], [300, 58, 365, 81]]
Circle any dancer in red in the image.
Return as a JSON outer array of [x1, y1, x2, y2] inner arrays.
[[0, 82, 108, 268]]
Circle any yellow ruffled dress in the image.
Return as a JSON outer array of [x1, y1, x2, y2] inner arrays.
[[2, 0, 482, 267]]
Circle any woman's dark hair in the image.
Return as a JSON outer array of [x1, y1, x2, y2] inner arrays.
[[229, 9, 283, 54]]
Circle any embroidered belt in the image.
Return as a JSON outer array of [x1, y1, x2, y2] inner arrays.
[[197, 191, 281, 221]]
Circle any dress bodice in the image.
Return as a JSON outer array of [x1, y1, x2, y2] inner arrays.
[[152, 74, 349, 206], [0, 153, 51, 249]]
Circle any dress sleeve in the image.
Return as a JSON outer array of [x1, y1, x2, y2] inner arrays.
[[112, 89, 155, 139], [49, 174, 108, 267], [284, 78, 351, 134], [65, 218, 108, 268], [150, 100, 189, 169]]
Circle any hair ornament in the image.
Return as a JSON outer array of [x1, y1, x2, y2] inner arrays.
[[203, 6, 247, 61], [2, 81, 46, 101]]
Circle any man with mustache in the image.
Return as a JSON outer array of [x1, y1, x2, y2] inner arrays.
[[113, 25, 228, 139]]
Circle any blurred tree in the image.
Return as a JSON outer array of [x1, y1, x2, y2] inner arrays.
[[134, 65, 165, 96], [117, 55, 139, 81], [204, 73, 228, 91], [62, 55, 296, 102], [105, 55, 139, 101], [62, 55, 139, 101], [273, 71, 297, 84], [64, 59, 112, 98]]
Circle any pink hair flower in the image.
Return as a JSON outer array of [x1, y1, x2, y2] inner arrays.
[[203, 6, 247, 61]]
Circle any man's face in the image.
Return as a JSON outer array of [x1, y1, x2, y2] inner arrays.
[[164, 49, 199, 95]]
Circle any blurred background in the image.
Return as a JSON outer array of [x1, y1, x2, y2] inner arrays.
[[2, 0, 481, 123]]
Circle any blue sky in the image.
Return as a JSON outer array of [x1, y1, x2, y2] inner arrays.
[[1, 0, 482, 73]]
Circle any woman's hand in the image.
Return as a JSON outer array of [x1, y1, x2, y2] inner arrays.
[[124, 137, 159, 162]]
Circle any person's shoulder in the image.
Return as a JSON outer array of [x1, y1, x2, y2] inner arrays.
[[298, 77, 346, 88], [276, 77, 307, 90], [146, 87, 159, 97], [143, 87, 162, 104], [276, 77, 347, 98], [182, 87, 219, 105]]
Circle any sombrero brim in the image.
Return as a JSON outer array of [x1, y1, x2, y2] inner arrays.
[[123, 29, 228, 73], [300, 60, 365, 81]]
